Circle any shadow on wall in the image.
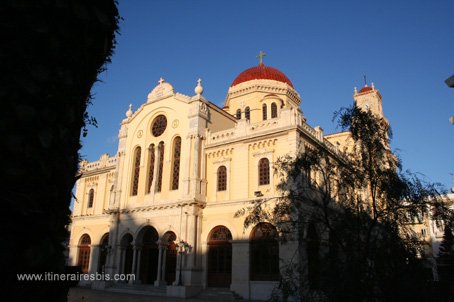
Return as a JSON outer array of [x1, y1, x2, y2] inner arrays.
[[67, 212, 285, 300], [68, 212, 180, 287]]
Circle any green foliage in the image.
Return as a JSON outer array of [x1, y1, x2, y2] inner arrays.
[[237, 105, 453, 301]]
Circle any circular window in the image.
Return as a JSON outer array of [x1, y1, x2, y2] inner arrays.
[[151, 115, 167, 137]]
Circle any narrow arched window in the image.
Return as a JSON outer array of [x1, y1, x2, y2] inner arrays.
[[245, 107, 250, 120], [262, 104, 267, 120], [146, 144, 155, 193], [87, 189, 94, 208], [250, 223, 279, 281], [271, 102, 277, 118], [171, 137, 181, 190], [131, 147, 141, 196], [259, 158, 270, 185], [78, 234, 91, 273], [157, 142, 164, 192], [236, 109, 241, 120], [217, 166, 227, 191]]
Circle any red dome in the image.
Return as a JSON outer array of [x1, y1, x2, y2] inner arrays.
[[359, 86, 373, 93], [231, 64, 294, 88]]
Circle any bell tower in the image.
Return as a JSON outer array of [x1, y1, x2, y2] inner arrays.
[[353, 82, 386, 120]]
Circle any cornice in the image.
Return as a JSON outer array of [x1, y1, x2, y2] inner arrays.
[[225, 79, 301, 106], [118, 199, 207, 214]]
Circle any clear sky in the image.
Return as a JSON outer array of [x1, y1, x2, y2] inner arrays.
[[82, 0, 454, 189]]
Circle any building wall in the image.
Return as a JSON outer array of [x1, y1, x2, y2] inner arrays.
[[69, 76, 407, 300]]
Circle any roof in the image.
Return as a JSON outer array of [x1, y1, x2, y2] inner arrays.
[[231, 64, 294, 88]]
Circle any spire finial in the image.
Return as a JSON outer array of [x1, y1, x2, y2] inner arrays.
[[158, 77, 165, 85], [194, 78, 203, 96], [363, 74, 367, 86], [126, 104, 132, 118], [257, 50, 267, 65]]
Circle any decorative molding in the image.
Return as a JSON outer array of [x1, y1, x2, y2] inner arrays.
[[213, 156, 232, 165], [207, 148, 234, 159], [225, 79, 301, 107], [147, 81, 175, 103], [249, 138, 277, 151]]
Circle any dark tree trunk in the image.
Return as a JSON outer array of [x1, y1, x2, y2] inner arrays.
[[1, 1, 119, 301]]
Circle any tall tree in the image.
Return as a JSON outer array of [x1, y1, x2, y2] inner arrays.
[[439, 226, 454, 262], [438, 225, 454, 277], [1, 1, 119, 301], [237, 106, 453, 301]]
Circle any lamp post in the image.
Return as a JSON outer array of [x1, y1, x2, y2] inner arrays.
[[176, 240, 190, 286], [446, 74, 454, 124]]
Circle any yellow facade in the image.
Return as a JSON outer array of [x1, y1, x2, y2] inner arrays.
[[68, 63, 407, 299]]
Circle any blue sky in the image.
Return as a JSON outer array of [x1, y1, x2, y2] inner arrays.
[[82, 0, 454, 189]]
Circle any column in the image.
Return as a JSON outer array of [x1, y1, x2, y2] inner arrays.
[[192, 135, 201, 195], [161, 248, 167, 283], [186, 212, 197, 269], [88, 244, 99, 274], [230, 240, 250, 299], [129, 246, 138, 284], [173, 251, 181, 286], [118, 246, 125, 275], [150, 146, 159, 199], [154, 240, 165, 286], [135, 246, 142, 284]]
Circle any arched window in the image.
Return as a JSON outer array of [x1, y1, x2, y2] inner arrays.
[[245, 107, 250, 120], [147, 144, 155, 193], [87, 189, 94, 208], [156, 142, 164, 192], [171, 137, 181, 190], [236, 109, 241, 120], [258, 158, 270, 185], [262, 104, 267, 120], [78, 234, 91, 273], [131, 147, 141, 196], [217, 166, 227, 191], [250, 223, 279, 281], [271, 102, 277, 118]]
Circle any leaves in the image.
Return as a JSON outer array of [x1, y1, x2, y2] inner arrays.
[[238, 105, 454, 301]]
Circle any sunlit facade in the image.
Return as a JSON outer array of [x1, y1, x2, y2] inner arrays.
[[68, 61, 395, 299]]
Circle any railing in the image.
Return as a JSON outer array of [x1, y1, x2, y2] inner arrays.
[[206, 114, 343, 158], [206, 129, 236, 144], [80, 155, 117, 172]]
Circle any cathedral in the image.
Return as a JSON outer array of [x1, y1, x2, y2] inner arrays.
[[68, 55, 387, 300]]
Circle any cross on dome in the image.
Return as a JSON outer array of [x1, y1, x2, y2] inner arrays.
[[257, 50, 267, 65], [158, 77, 165, 85]]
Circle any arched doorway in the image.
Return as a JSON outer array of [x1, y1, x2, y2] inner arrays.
[[250, 222, 279, 281], [163, 231, 177, 284], [207, 226, 232, 287], [78, 234, 91, 273], [138, 226, 159, 284], [121, 233, 133, 275], [98, 233, 109, 273]]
